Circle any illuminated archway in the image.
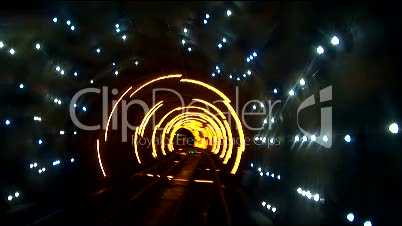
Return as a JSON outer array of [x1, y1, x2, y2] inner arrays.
[[97, 74, 245, 178]]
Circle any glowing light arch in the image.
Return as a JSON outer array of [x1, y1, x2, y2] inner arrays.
[[98, 74, 245, 177]]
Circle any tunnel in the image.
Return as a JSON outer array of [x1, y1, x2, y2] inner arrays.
[[1, 2, 402, 226]]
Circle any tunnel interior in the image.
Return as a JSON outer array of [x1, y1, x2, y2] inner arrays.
[[1, 2, 401, 226]]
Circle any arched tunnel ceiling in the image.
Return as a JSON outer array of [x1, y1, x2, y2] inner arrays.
[[1, 2, 402, 225], [98, 75, 246, 177]]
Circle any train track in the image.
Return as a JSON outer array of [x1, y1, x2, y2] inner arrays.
[[11, 148, 236, 226]]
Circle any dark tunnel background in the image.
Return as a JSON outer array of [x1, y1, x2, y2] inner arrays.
[[0, 1, 401, 225]]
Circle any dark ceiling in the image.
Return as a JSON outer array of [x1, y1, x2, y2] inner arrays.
[[0, 1, 401, 225]]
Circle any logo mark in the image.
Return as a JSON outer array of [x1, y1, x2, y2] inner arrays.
[[297, 86, 332, 148]]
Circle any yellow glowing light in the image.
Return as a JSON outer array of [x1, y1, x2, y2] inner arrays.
[[139, 101, 163, 137], [100, 76, 244, 177], [133, 131, 141, 164], [192, 98, 227, 119], [97, 139, 106, 177], [172, 178, 189, 182], [133, 101, 163, 164], [222, 101, 245, 174], [168, 119, 204, 150], [181, 79, 244, 174], [162, 108, 224, 154], [166, 113, 207, 134], [104, 87, 133, 141], [129, 74, 182, 98], [165, 114, 207, 151], [194, 179, 214, 183], [221, 120, 233, 160]]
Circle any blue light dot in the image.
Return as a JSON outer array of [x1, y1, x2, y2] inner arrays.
[[346, 213, 354, 222], [363, 221, 372, 226]]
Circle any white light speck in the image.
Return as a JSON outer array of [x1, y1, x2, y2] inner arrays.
[[331, 36, 340, 45], [35, 43, 41, 50], [316, 45, 324, 54], [9, 48, 15, 55], [311, 135, 317, 141], [66, 20, 71, 25], [53, 17, 58, 23], [389, 122, 399, 134], [289, 89, 295, 96], [226, 10, 232, 16]]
